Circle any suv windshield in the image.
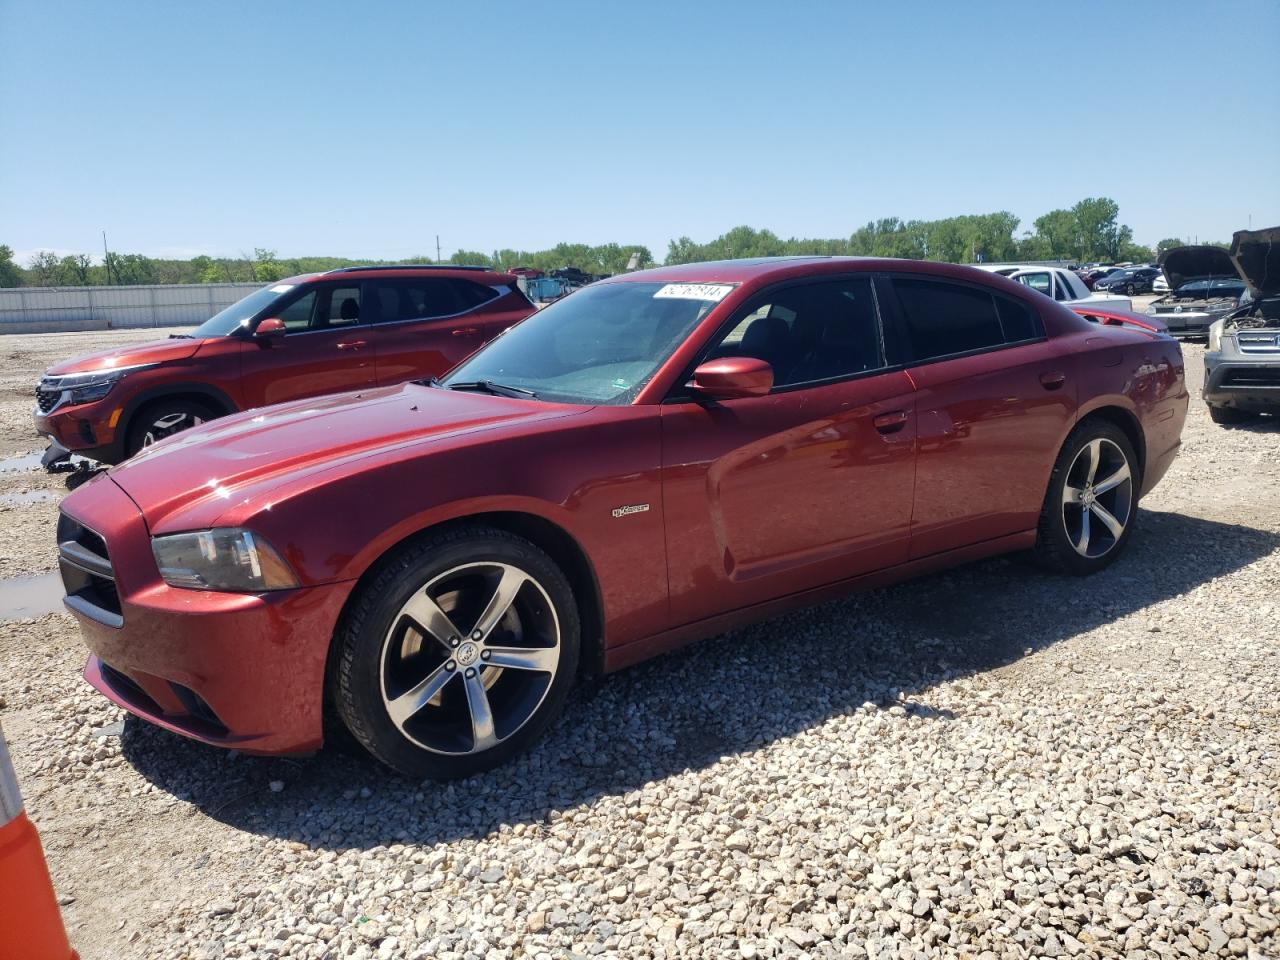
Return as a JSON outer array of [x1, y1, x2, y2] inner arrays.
[[189, 283, 300, 338], [443, 281, 728, 404]]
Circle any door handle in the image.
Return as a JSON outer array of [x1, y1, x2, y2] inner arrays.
[[873, 410, 909, 434], [336, 340, 367, 351], [1039, 371, 1067, 390], [451, 326, 480, 337]]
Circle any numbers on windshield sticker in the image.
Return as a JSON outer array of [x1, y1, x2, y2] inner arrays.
[[653, 284, 734, 302]]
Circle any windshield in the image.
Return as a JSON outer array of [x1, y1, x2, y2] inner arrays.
[[188, 283, 298, 338], [444, 281, 729, 404], [1174, 278, 1245, 295]]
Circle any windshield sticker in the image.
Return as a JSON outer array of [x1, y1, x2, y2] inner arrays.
[[653, 283, 734, 302], [269, 284, 295, 293]]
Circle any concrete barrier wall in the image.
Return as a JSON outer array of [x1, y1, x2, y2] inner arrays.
[[0, 283, 264, 334]]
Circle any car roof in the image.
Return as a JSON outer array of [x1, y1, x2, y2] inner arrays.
[[277, 265, 514, 285]]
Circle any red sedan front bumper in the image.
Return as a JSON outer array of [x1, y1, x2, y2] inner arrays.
[[61, 475, 355, 755]]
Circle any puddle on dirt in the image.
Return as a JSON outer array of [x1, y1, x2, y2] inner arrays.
[[0, 490, 58, 507], [0, 452, 46, 472], [0, 571, 65, 620]]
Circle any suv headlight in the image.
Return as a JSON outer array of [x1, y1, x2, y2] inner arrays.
[[1206, 300, 1236, 313], [152, 528, 299, 592], [50, 364, 156, 405], [1207, 319, 1225, 353]]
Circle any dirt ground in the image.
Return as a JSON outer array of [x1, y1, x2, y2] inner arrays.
[[1, 307, 1277, 960]]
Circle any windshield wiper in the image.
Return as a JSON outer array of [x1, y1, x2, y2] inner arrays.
[[446, 379, 539, 399]]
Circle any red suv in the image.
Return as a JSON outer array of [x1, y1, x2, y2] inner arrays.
[[33, 265, 534, 466]]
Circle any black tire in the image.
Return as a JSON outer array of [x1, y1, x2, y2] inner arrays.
[[124, 397, 218, 457], [333, 525, 580, 779], [1032, 419, 1140, 576], [1208, 405, 1254, 426], [1125, 283, 1136, 296]]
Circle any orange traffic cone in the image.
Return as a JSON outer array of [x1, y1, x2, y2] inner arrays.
[[0, 720, 77, 960]]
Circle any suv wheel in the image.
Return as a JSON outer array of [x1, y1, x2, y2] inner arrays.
[[1125, 282, 1136, 296], [125, 398, 217, 456], [1033, 421, 1139, 576], [333, 526, 580, 779], [1208, 405, 1254, 426]]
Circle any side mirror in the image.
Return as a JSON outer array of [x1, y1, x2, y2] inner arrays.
[[254, 318, 286, 342], [688, 356, 773, 400]]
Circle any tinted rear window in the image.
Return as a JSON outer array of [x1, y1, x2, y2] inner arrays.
[[891, 279, 1006, 360]]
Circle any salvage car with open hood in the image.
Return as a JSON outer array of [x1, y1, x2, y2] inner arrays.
[[1147, 244, 1250, 337], [1203, 226, 1280, 424]]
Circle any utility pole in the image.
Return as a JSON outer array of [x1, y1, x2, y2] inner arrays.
[[102, 230, 112, 284], [436, 235, 441, 264]]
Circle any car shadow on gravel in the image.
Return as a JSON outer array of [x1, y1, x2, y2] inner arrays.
[[120, 508, 1279, 851]]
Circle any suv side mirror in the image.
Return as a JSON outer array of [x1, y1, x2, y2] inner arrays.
[[254, 318, 286, 342], [688, 356, 773, 400]]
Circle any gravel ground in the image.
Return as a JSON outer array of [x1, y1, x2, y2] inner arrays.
[[1, 318, 1277, 960]]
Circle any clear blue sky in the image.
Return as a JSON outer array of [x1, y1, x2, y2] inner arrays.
[[2, 0, 1277, 264]]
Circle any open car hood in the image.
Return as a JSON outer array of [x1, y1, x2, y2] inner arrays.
[[1230, 226, 1280, 298], [1158, 245, 1237, 291]]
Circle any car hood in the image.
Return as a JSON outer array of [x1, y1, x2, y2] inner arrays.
[[1230, 226, 1280, 298], [1158, 245, 1237, 291], [44, 336, 203, 376], [108, 383, 588, 531]]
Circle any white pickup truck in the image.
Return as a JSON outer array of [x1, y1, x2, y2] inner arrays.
[[973, 264, 1132, 313]]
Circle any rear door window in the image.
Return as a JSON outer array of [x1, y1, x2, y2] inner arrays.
[[891, 278, 1006, 360], [369, 279, 467, 324]]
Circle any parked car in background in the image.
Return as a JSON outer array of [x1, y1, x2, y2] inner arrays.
[[1203, 226, 1280, 423], [58, 256, 1187, 778], [34, 266, 534, 466], [1094, 267, 1160, 295], [1146, 245, 1250, 338], [974, 265, 1132, 312], [507, 267, 544, 279]]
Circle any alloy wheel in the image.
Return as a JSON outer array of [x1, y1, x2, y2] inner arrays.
[[142, 411, 203, 446], [379, 561, 560, 756], [1060, 438, 1133, 559]]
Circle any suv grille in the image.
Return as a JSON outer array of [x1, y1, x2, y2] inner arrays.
[[36, 383, 62, 413], [1221, 368, 1280, 388], [1237, 333, 1280, 354], [57, 512, 122, 626]]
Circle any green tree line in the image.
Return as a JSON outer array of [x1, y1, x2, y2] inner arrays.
[[0, 198, 1214, 288], [667, 199, 1192, 266]]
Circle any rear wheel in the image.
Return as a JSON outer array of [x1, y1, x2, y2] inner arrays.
[[1208, 405, 1254, 425], [1033, 421, 1139, 576], [125, 398, 217, 457], [333, 526, 580, 779]]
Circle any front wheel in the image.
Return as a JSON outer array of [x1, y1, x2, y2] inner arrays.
[[1033, 421, 1139, 575], [1208, 405, 1255, 425], [124, 398, 216, 457], [333, 526, 580, 779]]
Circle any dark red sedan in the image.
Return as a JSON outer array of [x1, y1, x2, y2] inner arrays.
[[58, 257, 1189, 778]]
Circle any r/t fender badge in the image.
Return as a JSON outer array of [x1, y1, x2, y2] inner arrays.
[[611, 503, 650, 518]]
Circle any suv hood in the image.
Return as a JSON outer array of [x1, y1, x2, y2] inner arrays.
[[45, 337, 203, 376], [1230, 226, 1280, 298], [1158, 245, 1237, 291], [108, 383, 587, 531]]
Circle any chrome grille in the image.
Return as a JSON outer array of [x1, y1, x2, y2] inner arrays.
[[1237, 333, 1280, 354]]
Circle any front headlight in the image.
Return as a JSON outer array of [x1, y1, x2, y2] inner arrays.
[[49, 364, 156, 405], [1206, 300, 1236, 313], [1207, 319, 1224, 353], [1145, 304, 1158, 316], [152, 528, 299, 592]]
